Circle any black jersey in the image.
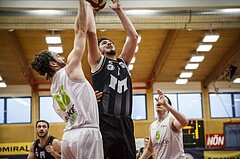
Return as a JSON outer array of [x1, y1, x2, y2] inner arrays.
[[34, 135, 55, 159], [92, 56, 132, 116]]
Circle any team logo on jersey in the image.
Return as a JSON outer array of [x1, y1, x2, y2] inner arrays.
[[53, 85, 78, 126], [35, 148, 39, 157], [40, 151, 46, 159], [153, 130, 170, 148], [107, 63, 115, 71], [109, 75, 128, 93], [156, 130, 160, 140], [153, 139, 170, 148], [119, 62, 126, 68]]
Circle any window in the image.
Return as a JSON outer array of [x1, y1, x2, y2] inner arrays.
[[0, 98, 4, 124], [234, 94, 240, 117], [39, 96, 63, 123], [178, 94, 202, 119], [153, 93, 203, 119], [6, 97, 31, 123], [132, 94, 147, 120], [209, 93, 240, 118], [40, 95, 147, 122], [224, 123, 240, 148]]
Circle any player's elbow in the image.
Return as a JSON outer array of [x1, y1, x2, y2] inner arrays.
[[132, 34, 139, 42], [87, 30, 97, 38], [128, 33, 139, 43], [135, 33, 139, 40]]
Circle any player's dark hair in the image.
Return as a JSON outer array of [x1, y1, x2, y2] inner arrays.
[[98, 37, 114, 46], [36, 120, 50, 128], [30, 50, 55, 80]]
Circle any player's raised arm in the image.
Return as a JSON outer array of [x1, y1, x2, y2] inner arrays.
[[66, 0, 88, 80], [110, 0, 138, 65], [87, 1, 102, 69]]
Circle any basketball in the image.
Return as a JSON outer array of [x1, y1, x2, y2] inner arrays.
[[86, 0, 107, 12]]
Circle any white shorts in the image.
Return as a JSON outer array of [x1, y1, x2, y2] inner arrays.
[[61, 127, 104, 159]]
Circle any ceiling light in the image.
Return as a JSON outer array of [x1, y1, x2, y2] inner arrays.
[[203, 34, 220, 42], [45, 35, 61, 44], [0, 82, 7, 88], [126, 10, 156, 16], [128, 64, 134, 70], [0, 75, 2, 81], [48, 45, 63, 53], [175, 78, 188, 84], [196, 44, 213, 52], [233, 78, 240, 83], [137, 35, 141, 43], [130, 56, 136, 64], [185, 63, 199, 70], [135, 45, 139, 53], [31, 10, 64, 16], [100, 29, 106, 32], [180, 72, 193, 78], [190, 55, 205, 62]]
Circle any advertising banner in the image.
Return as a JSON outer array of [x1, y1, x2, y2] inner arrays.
[[206, 134, 225, 148], [204, 150, 240, 158], [0, 142, 31, 155]]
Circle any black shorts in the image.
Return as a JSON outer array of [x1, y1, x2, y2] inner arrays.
[[99, 114, 136, 159]]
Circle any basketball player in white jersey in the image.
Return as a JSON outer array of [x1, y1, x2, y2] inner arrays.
[[86, 0, 138, 158], [30, 0, 104, 158], [140, 90, 189, 159]]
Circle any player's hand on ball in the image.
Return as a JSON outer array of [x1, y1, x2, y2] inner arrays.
[[109, 0, 121, 10], [86, 0, 107, 12]]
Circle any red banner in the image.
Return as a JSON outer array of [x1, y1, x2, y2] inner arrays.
[[206, 134, 225, 148]]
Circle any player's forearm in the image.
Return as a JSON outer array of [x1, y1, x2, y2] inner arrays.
[[139, 148, 153, 159], [27, 153, 35, 159], [114, 8, 138, 38], [51, 151, 61, 159], [87, 2, 96, 34], [168, 105, 189, 127], [78, 0, 87, 32]]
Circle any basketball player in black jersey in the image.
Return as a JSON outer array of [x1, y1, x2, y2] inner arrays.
[[27, 120, 61, 159], [87, 0, 138, 158]]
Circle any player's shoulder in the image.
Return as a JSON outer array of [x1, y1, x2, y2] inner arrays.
[[52, 137, 61, 144], [51, 137, 61, 149], [30, 141, 35, 147], [150, 120, 158, 127]]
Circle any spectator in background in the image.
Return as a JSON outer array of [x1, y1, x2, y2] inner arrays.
[[137, 136, 154, 159], [27, 120, 61, 159]]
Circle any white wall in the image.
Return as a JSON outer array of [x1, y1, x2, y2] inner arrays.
[[153, 82, 202, 93], [208, 81, 240, 93], [0, 85, 31, 97]]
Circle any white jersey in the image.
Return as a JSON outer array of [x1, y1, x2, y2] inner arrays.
[[150, 114, 186, 159], [50, 68, 99, 131]]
